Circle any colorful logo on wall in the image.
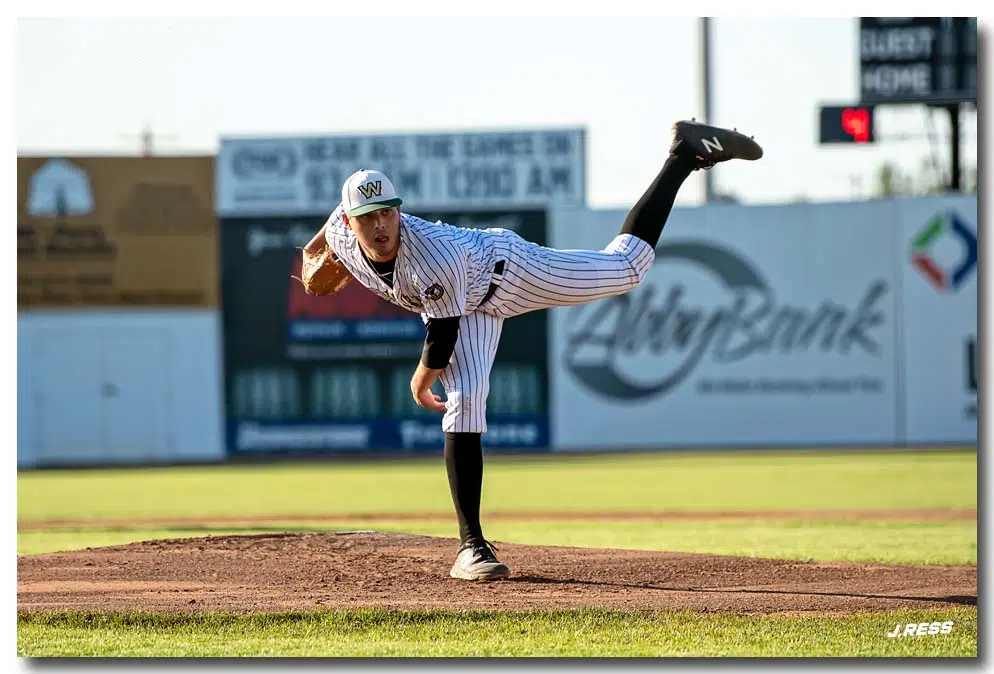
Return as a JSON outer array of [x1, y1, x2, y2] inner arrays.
[[911, 211, 977, 290]]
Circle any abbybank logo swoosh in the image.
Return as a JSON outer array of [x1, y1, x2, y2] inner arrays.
[[911, 211, 977, 291]]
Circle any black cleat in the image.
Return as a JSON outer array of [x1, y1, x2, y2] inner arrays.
[[669, 119, 764, 170]]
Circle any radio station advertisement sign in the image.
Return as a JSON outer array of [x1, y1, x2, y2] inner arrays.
[[216, 128, 586, 217], [221, 209, 550, 455], [549, 201, 901, 449], [898, 196, 977, 445], [17, 156, 218, 308]]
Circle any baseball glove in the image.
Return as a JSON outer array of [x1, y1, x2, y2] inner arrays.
[[291, 245, 353, 296]]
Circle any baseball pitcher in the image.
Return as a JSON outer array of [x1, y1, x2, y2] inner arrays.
[[297, 120, 763, 581]]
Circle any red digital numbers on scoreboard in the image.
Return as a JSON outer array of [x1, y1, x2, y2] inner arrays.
[[819, 105, 876, 144], [841, 107, 872, 143]]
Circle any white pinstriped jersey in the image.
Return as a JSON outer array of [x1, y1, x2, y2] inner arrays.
[[322, 203, 655, 323], [322, 204, 515, 319], [322, 201, 655, 434]]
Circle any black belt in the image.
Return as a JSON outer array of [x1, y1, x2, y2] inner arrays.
[[479, 260, 506, 307]]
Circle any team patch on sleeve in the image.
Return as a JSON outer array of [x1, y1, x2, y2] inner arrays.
[[424, 283, 445, 301]]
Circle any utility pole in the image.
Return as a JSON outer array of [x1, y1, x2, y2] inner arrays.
[[120, 124, 178, 156], [701, 17, 715, 203], [141, 126, 154, 156], [947, 103, 961, 191]]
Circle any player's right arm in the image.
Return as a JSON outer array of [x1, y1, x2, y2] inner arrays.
[[293, 204, 354, 296], [309, 203, 347, 255], [303, 227, 329, 255]]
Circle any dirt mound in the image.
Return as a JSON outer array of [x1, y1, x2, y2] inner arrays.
[[17, 532, 977, 615]]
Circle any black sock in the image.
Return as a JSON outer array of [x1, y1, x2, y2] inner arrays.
[[444, 432, 484, 545], [620, 153, 696, 247]]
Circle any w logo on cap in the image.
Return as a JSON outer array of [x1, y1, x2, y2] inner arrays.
[[357, 181, 383, 199], [343, 169, 403, 216]]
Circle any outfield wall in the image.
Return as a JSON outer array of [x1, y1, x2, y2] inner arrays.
[[17, 311, 226, 468], [895, 198, 978, 444], [548, 195, 977, 450], [16, 195, 977, 468]]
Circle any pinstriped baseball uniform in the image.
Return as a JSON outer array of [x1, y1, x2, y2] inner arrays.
[[323, 205, 654, 433]]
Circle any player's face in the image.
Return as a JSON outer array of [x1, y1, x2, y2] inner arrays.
[[347, 206, 401, 261]]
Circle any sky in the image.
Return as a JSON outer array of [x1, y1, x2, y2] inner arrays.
[[14, 10, 986, 210]]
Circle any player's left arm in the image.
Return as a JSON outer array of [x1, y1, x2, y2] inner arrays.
[[410, 316, 460, 412], [410, 362, 447, 412]]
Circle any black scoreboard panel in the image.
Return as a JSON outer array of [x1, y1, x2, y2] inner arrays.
[[859, 17, 976, 105]]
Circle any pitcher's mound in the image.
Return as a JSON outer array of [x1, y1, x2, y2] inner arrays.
[[17, 531, 976, 615]]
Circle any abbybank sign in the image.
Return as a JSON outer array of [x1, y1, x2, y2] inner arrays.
[[564, 240, 887, 401], [549, 202, 900, 449]]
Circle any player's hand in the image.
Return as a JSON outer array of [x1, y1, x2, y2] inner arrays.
[[413, 387, 447, 413], [410, 362, 447, 413]]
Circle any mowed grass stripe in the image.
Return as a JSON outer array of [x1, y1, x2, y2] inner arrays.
[[17, 507, 978, 530], [16, 607, 979, 657], [17, 449, 977, 522]]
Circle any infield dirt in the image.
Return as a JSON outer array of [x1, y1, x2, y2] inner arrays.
[[17, 530, 977, 615]]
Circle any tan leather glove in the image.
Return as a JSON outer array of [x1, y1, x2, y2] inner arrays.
[[291, 245, 353, 296]]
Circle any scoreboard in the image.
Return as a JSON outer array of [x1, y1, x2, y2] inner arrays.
[[819, 17, 976, 145], [859, 17, 977, 105]]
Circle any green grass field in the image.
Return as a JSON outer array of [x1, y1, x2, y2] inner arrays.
[[17, 607, 978, 657], [17, 448, 978, 658], [18, 448, 978, 521]]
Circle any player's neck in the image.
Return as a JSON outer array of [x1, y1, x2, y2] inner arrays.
[[357, 239, 400, 264], [360, 246, 398, 267], [360, 246, 396, 285], [362, 250, 398, 264]]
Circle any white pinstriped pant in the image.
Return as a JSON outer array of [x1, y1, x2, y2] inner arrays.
[[438, 233, 655, 433]]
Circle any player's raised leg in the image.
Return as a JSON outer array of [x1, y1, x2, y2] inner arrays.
[[479, 120, 763, 316], [617, 118, 763, 249]]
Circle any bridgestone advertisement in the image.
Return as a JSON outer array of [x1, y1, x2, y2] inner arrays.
[[220, 209, 550, 455]]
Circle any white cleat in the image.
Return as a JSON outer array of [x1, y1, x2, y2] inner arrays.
[[449, 540, 511, 581]]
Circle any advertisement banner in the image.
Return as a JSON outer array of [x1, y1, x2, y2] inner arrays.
[[221, 209, 550, 454], [898, 196, 977, 445], [17, 156, 218, 308], [549, 202, 901, 449], [216, 129, 586, 217]]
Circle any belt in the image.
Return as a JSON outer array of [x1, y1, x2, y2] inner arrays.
[[479, 260, 506, 307]]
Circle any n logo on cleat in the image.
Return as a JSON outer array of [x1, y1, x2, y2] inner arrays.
[[701, 137, 723, 153]]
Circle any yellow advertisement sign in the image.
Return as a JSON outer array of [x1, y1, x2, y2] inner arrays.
[[17, 156, 218, 308]]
